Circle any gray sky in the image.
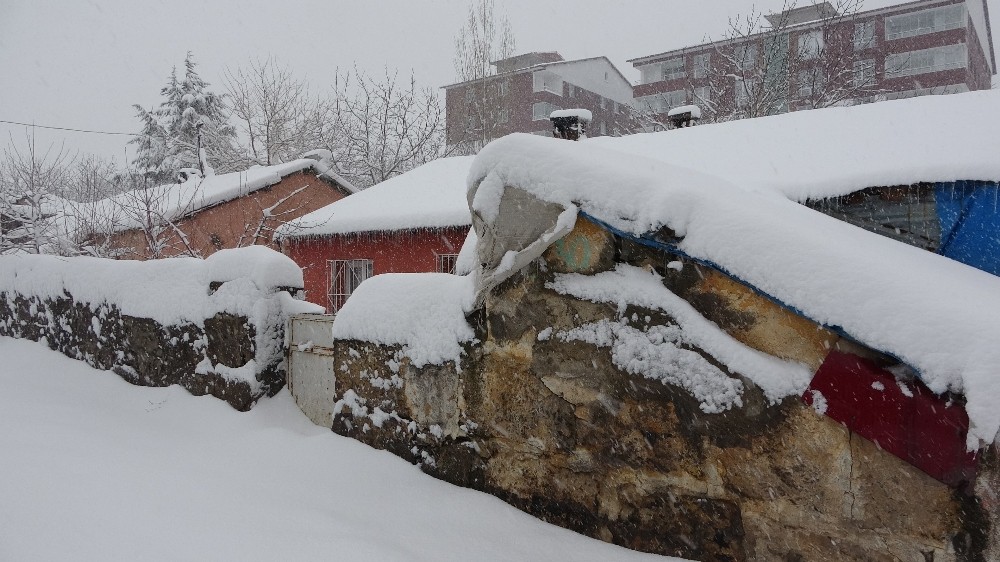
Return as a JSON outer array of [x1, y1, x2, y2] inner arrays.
[[1, 0, 995, 162]]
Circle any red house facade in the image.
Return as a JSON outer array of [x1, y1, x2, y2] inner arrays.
[[277, 157, 474, 311]]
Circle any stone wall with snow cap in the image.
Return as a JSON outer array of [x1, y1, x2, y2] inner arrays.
[[0, 247, 321, 410]]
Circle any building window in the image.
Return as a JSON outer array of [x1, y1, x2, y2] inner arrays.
[[637, 90, 686, 114], [532, 71, 563, 95], [497, 79, 509, 97], [661, 58, 686, 81], [738, 44, 758, 71], [853, 59, 876, 88], [465, 88, 475, 102], [328, 259, 373, 313], [532, 101, 562, 121], [797, 30, 823, 59], [693, 53, 711, 79], [435, 254, 459, 274], [694, 86, 711, 104], [885, 44, 968, 78], [854, 21, 876, 50], [734, 78, 749, 108], [599, 121, 607, 135], [885, 5, 966, 41], [498, 108, 510, 124], [567, 84, 576, 98], [798, 69, 825, 97]]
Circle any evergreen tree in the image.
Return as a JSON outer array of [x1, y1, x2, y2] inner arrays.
[[130, 53, 239, 183]]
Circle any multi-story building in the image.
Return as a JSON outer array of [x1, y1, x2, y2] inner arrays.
[[443, 52, 635, 152], [629, 0, 995, 121]]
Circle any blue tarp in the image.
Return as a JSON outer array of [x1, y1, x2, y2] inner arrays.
[[935, 181, 1000, 276]]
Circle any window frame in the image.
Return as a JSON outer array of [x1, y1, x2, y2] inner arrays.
[[327, 258, 373, 313]]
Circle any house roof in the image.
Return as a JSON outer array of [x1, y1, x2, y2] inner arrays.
[[276, 156, 475, 239], [467, 90, 1000, 447], [89, 154, 357, 235], [591, 89, 1000, 201]]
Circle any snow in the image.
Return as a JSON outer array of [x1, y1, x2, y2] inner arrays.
[[454, 227, 478, 276], [331, 273, 476, 368], [592, 89, 1000, 201], [549, 108, 593, 121], [469, 98, 1000, 448], [548, 264, 812, 405], [277, 156, 475, 239], [0, 337, 679, 562]]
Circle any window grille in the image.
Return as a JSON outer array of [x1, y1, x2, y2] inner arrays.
[[327, 259, 373, 313], [854, 21, 876, 50], [886, 5, 965, 41], [885, 44, 967, 78], [435, 254, 459, 274]]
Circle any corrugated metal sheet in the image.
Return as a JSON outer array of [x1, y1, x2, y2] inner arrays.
[[806, 184, 941, 251]]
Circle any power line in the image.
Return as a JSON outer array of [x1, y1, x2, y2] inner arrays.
[[0, 119, 140, 137]]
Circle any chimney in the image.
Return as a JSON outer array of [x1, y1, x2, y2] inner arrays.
[[549, 109, 592, 141], [667, 105, 701, 129]]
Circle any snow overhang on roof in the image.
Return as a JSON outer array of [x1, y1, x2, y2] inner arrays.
[[276, 156, 475, 240]]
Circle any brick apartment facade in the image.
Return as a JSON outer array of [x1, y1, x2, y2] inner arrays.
[[629, 0, 995, 120], [443, 52, 635, 151]]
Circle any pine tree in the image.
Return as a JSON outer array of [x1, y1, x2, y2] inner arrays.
[[130, 53, 239, 183]]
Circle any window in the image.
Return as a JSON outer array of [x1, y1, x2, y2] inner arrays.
[[532, 71, 563, 95], [854, 21, 875, 50], [567, 84, 576, 98], [435, 254, 459, 274], [738, 44, 758, 71], [694, 86, 710, 104], [328, 259, 373, 312], [497, 108, 510, 124], [464, 88, 475, 102], [734, 78, 749, 108], [798, 69, 825, 97], [797, 30, 823, 60], [853, 59, 876, 88], [497, 79, 509, 96], [532, 101, 562, 120], [885, 44, 967, 78], [600, 97, 607, 110], [599, 121, 607, 135], [639, 64, 660, 85], [661, 58, 686, 81], [693, 53, 711, 79], [637, 90, 687, 114], [885, 5, 965, 41]]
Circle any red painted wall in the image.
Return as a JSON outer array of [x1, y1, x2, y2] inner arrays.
[[282, 226, 469, 309]]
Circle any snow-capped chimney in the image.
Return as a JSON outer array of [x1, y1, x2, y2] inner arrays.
[[549, 108, 592, 141]]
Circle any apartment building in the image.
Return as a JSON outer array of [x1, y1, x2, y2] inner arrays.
[[443, 52, 635, 152], [628, 0, 995, 120]]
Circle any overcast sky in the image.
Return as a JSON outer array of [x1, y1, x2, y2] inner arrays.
[[1, 0, 996, 162]]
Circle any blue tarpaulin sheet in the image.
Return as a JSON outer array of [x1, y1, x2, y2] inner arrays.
[[935, 181, 1000, 276]]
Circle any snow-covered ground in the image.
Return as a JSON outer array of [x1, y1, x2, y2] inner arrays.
[[0, 337, 679, 562]]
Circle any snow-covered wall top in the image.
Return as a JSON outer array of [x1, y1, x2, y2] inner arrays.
[[592, 90, 1000, 201], [469, 130, 1000, 448], [277, 156, 475, 239], [0, 246, 316, 326]]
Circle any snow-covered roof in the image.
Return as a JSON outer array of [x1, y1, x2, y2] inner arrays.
[[592, 90, 1000, 201], [277, 156, 475, 239], [468, 94, 1000, 447], [92, 156, 357, 234]]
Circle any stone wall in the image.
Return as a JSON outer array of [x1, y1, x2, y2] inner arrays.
[[303, 218, 997, 561], [0, 289, 284, 411]]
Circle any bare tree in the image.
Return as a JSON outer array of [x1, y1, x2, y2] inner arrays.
[[331, 67, 446, 189], [451, 0, 516, 152], [669, 0, 882, 123], [223, 58, 335, 166], [0, 131, 76, 255]]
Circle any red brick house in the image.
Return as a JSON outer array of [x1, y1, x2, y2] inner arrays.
[[277, 156, 473, 311], [93, 151, 356, 259], [629, 0, 995, 120], [443, 53, 635, 153]]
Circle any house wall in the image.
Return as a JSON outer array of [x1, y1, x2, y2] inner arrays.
[[282, 226, 469, 309], [110, 171, 348, 259], [631, 0, 993, 117]]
